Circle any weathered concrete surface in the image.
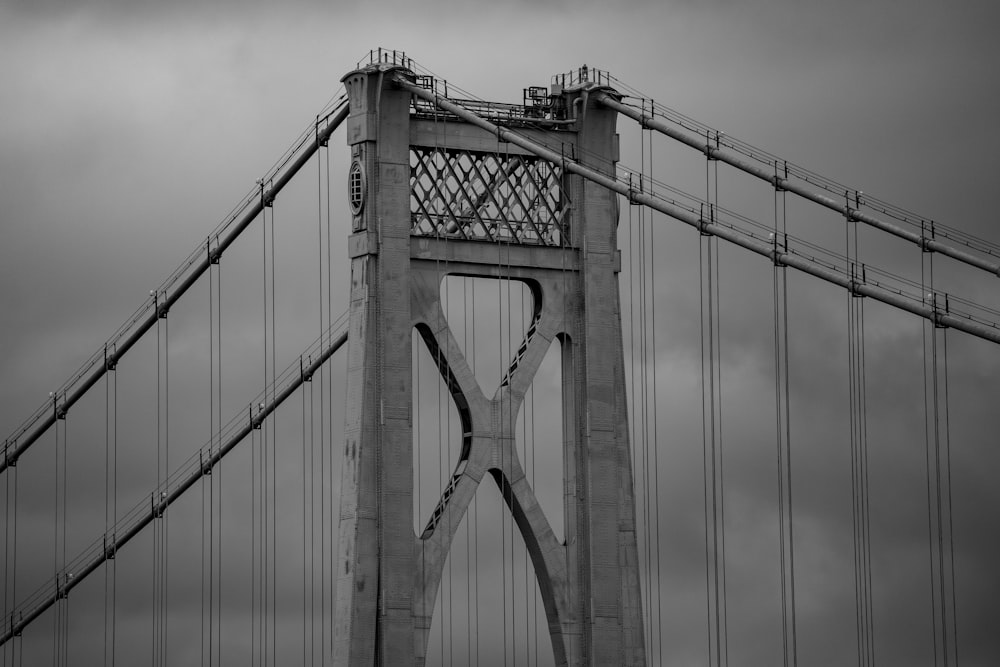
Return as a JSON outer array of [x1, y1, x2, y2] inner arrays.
[[334, 64, 417, 666], [333, 65, 645, 666]]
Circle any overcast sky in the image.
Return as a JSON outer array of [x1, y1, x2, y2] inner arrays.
[[2, 1, 999, 666]]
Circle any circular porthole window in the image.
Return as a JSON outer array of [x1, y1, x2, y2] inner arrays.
[[348, 160, 365, 216]]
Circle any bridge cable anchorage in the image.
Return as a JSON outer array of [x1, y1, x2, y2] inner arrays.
[[0, 102, 350, 479], [0, 330, 348, 647], [395, 75, 1000, 347], [593, 92, 1000, 278]]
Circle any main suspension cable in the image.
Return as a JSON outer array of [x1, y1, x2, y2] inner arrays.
[[599, 92, 1000, 278], [0, 101, 350, 478], [0, 326, 348, 647], [397, 77, 1000, 347]]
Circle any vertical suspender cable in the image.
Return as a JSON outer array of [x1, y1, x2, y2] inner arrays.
[[625, 143, 648, 662], [496, 243, 505, 667], [508, 248, 518, 666], [434, 145, 445, 662], [154, 295, 161, 667], [445, 236, 454, 666], [774, 164, 797, 666], [639, 103, 666, 665], [151, 290, 170, 667], [269, 187, 278, 667], [847, 198, 874, 666], [152, 299, 158, 667], [463, 274, 471, 666], [2, 440, 7, 661], [932, 308, 948, 667], [3, 431, 15, 666], [503, 247, 511, 666], [4, 449, 18, 667], [415, 318, 423, 660], [634, 107, 647, 662], [530, 319, 538, 666], [922, 224, 959, 667], [207, 254, 218, 667], [785, 192, 798, 667], [252, 181, 267, 667], [648, 103, 665, 667], [310, 367, 317, 665], [164, 292, 170, 667], [860, 248, 874, 667], [626, 165, 639, 651], [472, 277, 480, 667], [108, 346, 115, 667], [699, 166, 712, 667], [921, 240, 939, 666], [300, 362, 308, 666], [713, 144, 730, 667], [506, 250, 515, 666], [466, 275, 474, 666], [152, 291, 171, 667], [105, 344, 118, 667], [519, 271, 529, 666], [699, 216, 716, 667], [310, 119, 322, 667], [315, 116, 332, 667], [56, 409, 68, 667], [52, 417, 57, 665], [317, 174, 326, 667], [701, 130, 728, 667], [942, 331, 959, 666], [323, 121, 332, 667], [216, 257, 223, 667], [446, 247, 456, 667], [112, 351, 118, 667], [251, 203, 259, 667], [203, 255, 212, 667], [211, 246, 222, 667], [317, 125, 326, 667], [847, 205, 861, 666], [638, 113, 653, 667], [444, 229, 452, 664], [264, 190, 271, 667]]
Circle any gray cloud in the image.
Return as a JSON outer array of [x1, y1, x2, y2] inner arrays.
[[2, 1, 999, 665]]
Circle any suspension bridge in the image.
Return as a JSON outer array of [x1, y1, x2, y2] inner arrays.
[[1, 50, 997, 666]]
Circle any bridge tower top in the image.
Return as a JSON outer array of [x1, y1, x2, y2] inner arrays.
[[340, 58, 622, 250]]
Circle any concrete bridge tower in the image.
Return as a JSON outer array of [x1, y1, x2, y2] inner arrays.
[[333, 60, 645, 666]]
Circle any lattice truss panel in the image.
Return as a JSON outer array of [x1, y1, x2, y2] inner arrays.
[[410, 146, 568, 245]]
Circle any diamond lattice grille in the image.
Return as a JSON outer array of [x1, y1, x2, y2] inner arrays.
[[410, 147, 568, 245]]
